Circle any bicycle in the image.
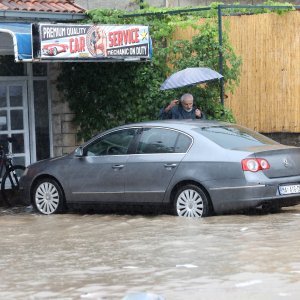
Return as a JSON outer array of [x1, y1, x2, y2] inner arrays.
[[0, 137, 26, 206]]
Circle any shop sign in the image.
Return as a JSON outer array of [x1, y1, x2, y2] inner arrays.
[[33, 23, 151, 62]]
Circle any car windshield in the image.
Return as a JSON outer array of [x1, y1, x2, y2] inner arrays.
[[196, 125, 278, 149]]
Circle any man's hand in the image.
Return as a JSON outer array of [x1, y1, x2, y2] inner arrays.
[[165, 99, 179, 112], [195, 108, 202, 118]]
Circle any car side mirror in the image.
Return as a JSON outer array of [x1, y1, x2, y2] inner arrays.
[[74, 146, 84, 157]]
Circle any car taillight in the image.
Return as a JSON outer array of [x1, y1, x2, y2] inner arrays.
[[241, 158, 270, 172]]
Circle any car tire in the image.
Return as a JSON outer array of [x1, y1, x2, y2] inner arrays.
[[32, 178, 65, 215], [173, 184, 211, 218], [53, 47, 58, 56]]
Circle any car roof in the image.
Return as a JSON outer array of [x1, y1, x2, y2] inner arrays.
[[83, 120, 235, 146], [115, 119, 231, 132]]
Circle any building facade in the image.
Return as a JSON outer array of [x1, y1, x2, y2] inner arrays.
[[0, 0, 154, 168], [0, 1, 86, 168]]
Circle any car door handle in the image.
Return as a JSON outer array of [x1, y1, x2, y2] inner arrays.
[[112, 164, 125, 170], [164, 163, 177, 169]]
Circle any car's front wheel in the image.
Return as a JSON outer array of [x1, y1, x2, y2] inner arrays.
[[32, 178, 65, 215], [173, 184, 211, 218], [52, 47, 58, 56]]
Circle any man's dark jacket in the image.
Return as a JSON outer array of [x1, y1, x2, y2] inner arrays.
[[158, 105, 206, 120]]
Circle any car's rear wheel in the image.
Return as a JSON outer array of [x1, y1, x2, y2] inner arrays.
[[32, 178, 65, 215], [173, 184, 211, 218], [53, 47, 58, 56]]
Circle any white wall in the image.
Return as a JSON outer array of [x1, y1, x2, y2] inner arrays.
[[75, 0, 167, 10]]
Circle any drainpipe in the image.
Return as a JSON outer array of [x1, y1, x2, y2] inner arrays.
[[218, 5, 224, 106]]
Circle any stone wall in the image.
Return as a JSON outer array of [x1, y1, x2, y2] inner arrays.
[[264, 133, 300, 147], [48, 63, 80, 156]]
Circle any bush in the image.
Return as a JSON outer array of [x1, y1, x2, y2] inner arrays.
[[58, 5, 242, 140]]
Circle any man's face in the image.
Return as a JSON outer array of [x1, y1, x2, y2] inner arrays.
[[182, 97, 193, 112]]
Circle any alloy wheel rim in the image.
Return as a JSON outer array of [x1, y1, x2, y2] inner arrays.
[[35, 182, 59, 215], [176, 189, 203, 217]]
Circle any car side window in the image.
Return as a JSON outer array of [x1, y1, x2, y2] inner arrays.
[[85, 128, 137, 156], [137, 128, 191, 154], [175, 133, 192, 153]]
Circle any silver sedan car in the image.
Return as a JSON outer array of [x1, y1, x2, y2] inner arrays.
[[20, 120, 300, 217]]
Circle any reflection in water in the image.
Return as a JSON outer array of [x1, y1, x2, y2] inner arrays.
[[1, 206, 300, 299]]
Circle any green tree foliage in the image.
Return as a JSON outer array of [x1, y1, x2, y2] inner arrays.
[[58, 5, 243, 140]]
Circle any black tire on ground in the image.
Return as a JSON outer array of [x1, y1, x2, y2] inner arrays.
[[53, 47, 58, 56], [173, 184, 211, 218], [1, 165, 26, 206], [32, 178, 65, 215]]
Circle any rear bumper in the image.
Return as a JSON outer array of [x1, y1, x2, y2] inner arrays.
[[208, 181, 300, 213]]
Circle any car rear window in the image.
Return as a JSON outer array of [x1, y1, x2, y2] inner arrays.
[[197, 125, 278, 149]]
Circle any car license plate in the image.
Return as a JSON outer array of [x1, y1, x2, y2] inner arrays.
[[279, 184, 300, 195]]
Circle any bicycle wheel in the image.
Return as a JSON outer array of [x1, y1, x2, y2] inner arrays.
[[1, 165, 26, 206]]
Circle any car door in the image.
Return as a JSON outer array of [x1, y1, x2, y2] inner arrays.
[[66, 128, 138, 203], [125, 127, 192, 203]]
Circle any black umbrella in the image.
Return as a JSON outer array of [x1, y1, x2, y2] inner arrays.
[[160, 67, 223, 90]]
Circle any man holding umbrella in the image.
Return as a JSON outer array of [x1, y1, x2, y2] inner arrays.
[[159, 93, 205, 120], [159, 67, 223, 120]]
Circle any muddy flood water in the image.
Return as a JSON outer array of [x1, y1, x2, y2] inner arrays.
[[1, 205, 300, 300]]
